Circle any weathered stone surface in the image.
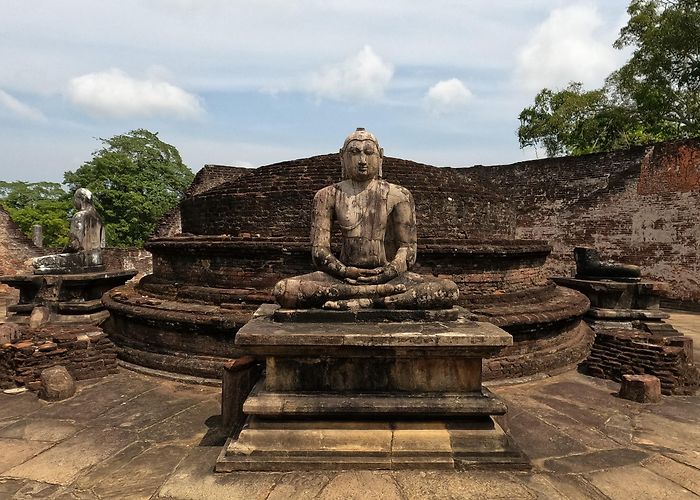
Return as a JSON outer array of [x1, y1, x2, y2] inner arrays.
[[243, 386, 507, 417], [39, 365, 75, 401], [586, 464, 699, 499], [32, 188, 105, 275], [29, 306, 50, 329], [0, 438, 54, 474], [221, 356, 261, 430], [0, 323, 21, 344], [543, 448, 650, 473], [5, 427, 137, 485], [0, 418, 79, 442], [619, 374, 662, 403], [462, 138, 700, 306], [273, 128, 459, 311]]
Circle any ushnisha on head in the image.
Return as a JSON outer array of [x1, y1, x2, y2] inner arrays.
[[73, 188, 94, 210], [340, 127, 384, 181]]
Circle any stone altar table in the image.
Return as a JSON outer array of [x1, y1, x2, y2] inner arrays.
[[216, 304, 528, 471]]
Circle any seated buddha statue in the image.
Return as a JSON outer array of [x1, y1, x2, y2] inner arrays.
[[32, 188, 106, 274], [273, 128, 459, 310]]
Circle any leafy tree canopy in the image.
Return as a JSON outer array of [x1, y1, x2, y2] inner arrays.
[[0, 181, 71, 247], [518, 0, 700, 156], [64, 129, 194, 247]]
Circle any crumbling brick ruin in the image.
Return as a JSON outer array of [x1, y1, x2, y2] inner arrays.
[[462, 138, 700, 309]]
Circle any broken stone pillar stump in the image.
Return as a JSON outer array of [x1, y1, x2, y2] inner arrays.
[[39, 365, 76, 401], [216, 304, 528, 471], [221, 356, 262, 430], [619, 374, 662, 403]]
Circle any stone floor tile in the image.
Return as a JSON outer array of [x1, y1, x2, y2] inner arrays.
[[586, 464, 699, 499], [632, 412, 700, 457], [156, 446, 279, 500], [145, 399, 222, 446], [392, 470, 534, 499], [543, 448, 650, 473], [0, 418, 80, 442], [518, 474, 568, 500], [0, 392, 45, 420], [503, 396, 621, 451], [4, 426, 137, 485], [72, 441, 152, 489], [0, 478, 27, 498], [37, 373, 155, 422], [95, 385, 201, 431], [539, 474, 610, 500], [0, 438, 54, 474], [265, 472, 333, 500], [51, 487, 101, 500], [317, 471, 404, 500], [90, 444, 189, 500], [10, 480, 62, 499], [505, 409, 588, 461], [0, 418, 20, 430], [641, 454, 700, 495]]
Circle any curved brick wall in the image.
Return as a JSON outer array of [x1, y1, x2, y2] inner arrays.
[[181, 155, 516, 240], [105, 154, 591, 381]]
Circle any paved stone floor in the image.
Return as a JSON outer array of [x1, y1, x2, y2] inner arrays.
[[0, 311, 697, 499]]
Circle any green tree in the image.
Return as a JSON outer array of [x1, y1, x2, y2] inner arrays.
[[0, 181, 71, 247], [518, 0, 700, 156], [64, 129, 194, 247]]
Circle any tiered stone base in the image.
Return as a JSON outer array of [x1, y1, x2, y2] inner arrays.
[[1, 270, 136, 325], [217, 416, 524, 471], [216, 305, 529, 471]]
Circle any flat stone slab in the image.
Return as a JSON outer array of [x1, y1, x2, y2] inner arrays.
[[243, 384, 507, 417], [273, 307, 461, 323], [553, 276, 666, 292], [588, 307, 669, 320], [237, 304, 512, 357], [0, 269, 137, 285], [217, 417, 527, 472]]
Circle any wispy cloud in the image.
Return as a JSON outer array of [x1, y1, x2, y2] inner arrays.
[[425, 79, 473, 115], [515, 4, 621, 91], [66, 68, 204, 119], [308, 46, 394, 102], [0, 89, 47, 122]]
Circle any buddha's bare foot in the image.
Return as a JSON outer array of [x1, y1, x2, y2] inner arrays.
[[322, 298, 374, 310]]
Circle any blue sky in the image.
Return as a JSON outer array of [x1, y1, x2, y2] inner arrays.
[[1, 0, 631, 182]]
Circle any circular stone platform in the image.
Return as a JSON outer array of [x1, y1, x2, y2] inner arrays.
[[103, 154, 592, 381]]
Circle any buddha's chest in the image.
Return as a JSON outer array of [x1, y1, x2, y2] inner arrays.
[[334, 185, 390, 237]]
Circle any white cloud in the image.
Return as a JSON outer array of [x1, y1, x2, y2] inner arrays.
[[516, 4, 622, 91], [425, 79, 473, 115], [66, 69, 204, 119], [0, 89, 46, 122], [309, 46, 393, 102]]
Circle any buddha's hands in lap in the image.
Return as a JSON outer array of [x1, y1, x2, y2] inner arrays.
[[343, 266, 383, 285], [348, 264, 400, 285]]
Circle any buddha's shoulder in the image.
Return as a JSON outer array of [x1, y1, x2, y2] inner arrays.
[[313, 184, 339, 200], [383, 181, 413, 202]]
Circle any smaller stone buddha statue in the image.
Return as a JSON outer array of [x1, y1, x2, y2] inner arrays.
[[273, 128, 459, 310], [32, 188, 106, 275]]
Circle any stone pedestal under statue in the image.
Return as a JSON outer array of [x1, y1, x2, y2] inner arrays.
[[554, 246, 673, 334], [1, 188, 135, 326], [1, 270, 137, 325], [216, 304, 528, 471]]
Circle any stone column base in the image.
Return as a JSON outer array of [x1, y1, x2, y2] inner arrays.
[[217, 414, 528, 471]]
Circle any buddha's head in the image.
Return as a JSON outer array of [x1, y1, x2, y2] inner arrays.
[[73, 188, 94, 210], [340, 128, 384, 181]]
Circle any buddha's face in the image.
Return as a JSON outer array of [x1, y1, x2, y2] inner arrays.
[[341, 139, 383, 182]]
